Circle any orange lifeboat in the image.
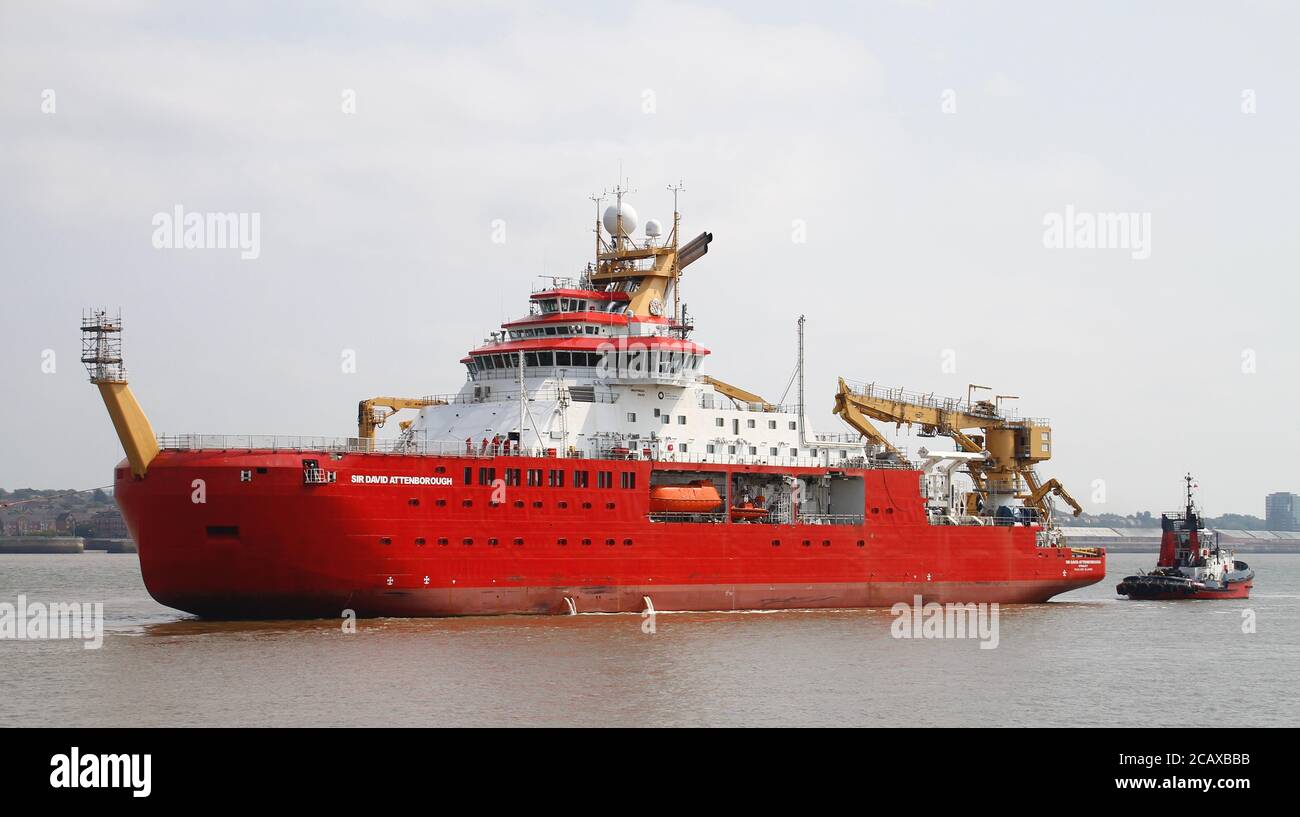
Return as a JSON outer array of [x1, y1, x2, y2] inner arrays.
[[649, 480, 723, 513]]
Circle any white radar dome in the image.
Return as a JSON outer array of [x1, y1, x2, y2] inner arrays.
[[602, 202, 639, 237], [645, 218, 663, 237]]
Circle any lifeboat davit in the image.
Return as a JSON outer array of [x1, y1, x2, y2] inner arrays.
[[649, 480, 722, 513]]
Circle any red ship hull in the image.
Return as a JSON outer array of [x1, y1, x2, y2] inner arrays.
[[113, 450, 1106, 619]]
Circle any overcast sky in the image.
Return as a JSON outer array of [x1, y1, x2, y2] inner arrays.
[[2, 1, 1298, 516]]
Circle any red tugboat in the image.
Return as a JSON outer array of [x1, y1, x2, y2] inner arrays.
[[82, 184, 1105, 619], [1116, 475, 1254, 600]]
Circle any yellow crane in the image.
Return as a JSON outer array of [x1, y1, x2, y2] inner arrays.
[[699, 375, 776, 411], [832, 378, 1081, 518], [357, 396, 447, 441]]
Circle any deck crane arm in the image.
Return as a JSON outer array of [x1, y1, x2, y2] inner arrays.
[[700, 375, 775, 411], [357, 396, 447, 440], [1022, 475, 1083, 517], [833, 378, 1080, 520], [831, 379, 905, 460]]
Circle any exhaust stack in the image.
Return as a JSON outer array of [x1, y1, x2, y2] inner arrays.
[[81, 310, 159, 478]]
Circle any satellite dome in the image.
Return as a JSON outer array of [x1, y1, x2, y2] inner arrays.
[[602, 202, 638, 237], [645, 218, 663, 238]]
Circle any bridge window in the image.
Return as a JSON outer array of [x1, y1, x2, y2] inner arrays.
[[621, 472, 636, 489]]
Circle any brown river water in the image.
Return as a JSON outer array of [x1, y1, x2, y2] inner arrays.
[[1, 551, 1297, 727]]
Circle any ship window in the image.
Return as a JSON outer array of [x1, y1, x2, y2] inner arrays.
[[606, 538, 616, 546], [415, 537, 426, 545], [790, 449, 798, 458], [544, 327, 557, 336], [789, 421, 797, 430], [768, 420, 776, 429], [582, 538, 592, 546], [749, 446, 757, 455], [525, 352, 539, 366], [715, 418, 724, 427], [680, 443, 688, 453], [483, 356, 495, 370], [488, 538, 499, 546], [557, 538, 567, 546], [574, 470, 589, 488], [598, 471, 613, 488], [558, 501, 568, 508], [707, 444, 715, 453], [623, 538, 633, 546], [770, 447, 779, 456], [533, 500, 543, 508], [436, 499, 447, 507], [514, 537, 524, 545], [478, 467, 495, 485], [653, 408, 661, 417], [463, 467, 472, 485], [840, 450, 847, 459], [661, 415, 670, 424], [464, 538, 474, 545], [527, 469, 543, 487], [435, 466, 446, 474], [677, 415, 686, 424], [627, 412, 637, 422], [408, 498, 420, 507], [810, 448, 818, 457], [772, 540, 780, 547], [505, 468, 520, 486], [747, 419, 755, 428], [462, 499, 473, 507], [437, 537, 448, 545], [548, 469, 564, 487], [538, 351, 553, 366], [256, 467, 268, 474], [621, 472, 636, 489], [206, 525, 239, 538], [582, 501, 593, 509], [728, 445, 736, 455], [380, 537, 392, 545], [556, 351, 571, 365]]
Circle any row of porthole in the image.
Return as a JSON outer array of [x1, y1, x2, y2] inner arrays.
[[381, 536, 631, 547], [771, 539, 868, 548], [379, 536, 864, 548], [408, 498, 618, 511]]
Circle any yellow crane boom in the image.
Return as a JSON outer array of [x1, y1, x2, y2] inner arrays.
[[699, 375, 775, 411], [357, 396, 447, 440], [833, 378, 1080, 518]]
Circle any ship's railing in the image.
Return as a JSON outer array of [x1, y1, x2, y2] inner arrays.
[[797, 513, 865, 526], [155, 434, 921, 471], [648, 512, 727, 524], [841, 380, 1050, 425], [418, 388, 619, 405]]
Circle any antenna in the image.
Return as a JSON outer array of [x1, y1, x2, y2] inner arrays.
[[667, 181, 685, 333]]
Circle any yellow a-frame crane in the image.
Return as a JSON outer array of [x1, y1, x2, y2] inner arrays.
[[832, 378, 1082, 519]]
